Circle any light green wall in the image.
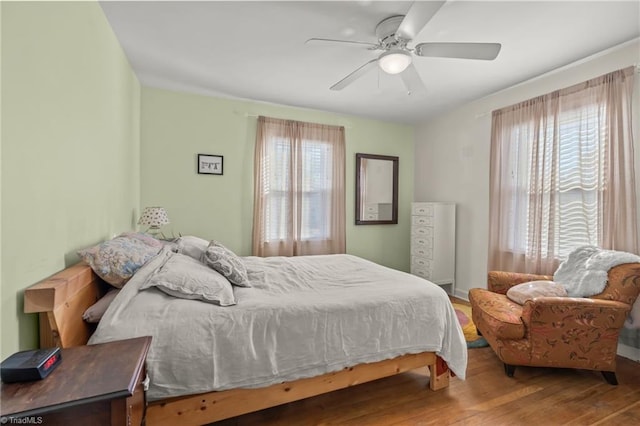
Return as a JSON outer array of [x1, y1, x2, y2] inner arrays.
[[140, 87, 414, 271], [0, 0, 412, 359], [1, 1, 141, 358]]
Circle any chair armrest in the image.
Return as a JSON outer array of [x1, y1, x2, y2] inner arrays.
[[520, 297, 630, 370], [487, 271, 553, 294], [521, 297, 631, 330]]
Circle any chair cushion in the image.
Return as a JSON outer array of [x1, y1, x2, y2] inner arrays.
[[469, 288, 526, 340]]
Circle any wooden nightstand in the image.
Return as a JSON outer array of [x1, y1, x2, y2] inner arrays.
[[1, 336, 151, 426]]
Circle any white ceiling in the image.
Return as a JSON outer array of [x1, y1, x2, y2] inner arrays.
[[100, 1, 640, 124]]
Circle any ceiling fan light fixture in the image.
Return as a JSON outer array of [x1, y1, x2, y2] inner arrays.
[[378, 49, 412, 74]]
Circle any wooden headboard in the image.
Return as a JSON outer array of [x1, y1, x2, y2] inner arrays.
[[24, 263, 103, 348]]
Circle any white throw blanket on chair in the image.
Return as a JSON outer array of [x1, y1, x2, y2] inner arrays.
[[554, 245, 640, 328]]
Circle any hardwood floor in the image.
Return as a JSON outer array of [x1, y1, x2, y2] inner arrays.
[[214, 348, 640, 425], [213, 297, 639, 425]]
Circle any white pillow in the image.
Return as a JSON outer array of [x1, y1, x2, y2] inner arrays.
[[82, 288, 120, 323], [140, 253, 236, 306], [175, 235, 210, 262], [506, 280, 568, 305]]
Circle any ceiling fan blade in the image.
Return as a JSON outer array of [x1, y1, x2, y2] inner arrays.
[[400, 64, 426, 95], [396, 1, 446, 41], [305, 38, 379, 49], [330, 59, 378, 91], [415, 42, 502, 60]]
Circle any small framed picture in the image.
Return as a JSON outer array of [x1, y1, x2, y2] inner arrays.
[[198, 154, 223, 175]]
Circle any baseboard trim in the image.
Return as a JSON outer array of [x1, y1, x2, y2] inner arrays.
[[617, 343, 640, 361], [454, 288, 469, 301]]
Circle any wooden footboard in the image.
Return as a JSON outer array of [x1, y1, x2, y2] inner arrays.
[[24, 263, 451, 426], [146, 351, 449, 426]]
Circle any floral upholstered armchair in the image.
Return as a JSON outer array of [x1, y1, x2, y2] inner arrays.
[[469, 262, 640, 384]]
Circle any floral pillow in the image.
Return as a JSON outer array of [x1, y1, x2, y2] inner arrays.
[[77, 236, 161, 288], [203, 241, 250, 287], [140, 253, 236, 306], [506, 280, 568, 305]]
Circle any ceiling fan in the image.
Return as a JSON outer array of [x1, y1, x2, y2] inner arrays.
[[306, 1, 501, 94]]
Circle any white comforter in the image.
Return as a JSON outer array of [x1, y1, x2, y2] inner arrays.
[[89, 248, 467, 401]]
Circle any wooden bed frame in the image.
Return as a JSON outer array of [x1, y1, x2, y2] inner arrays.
[[24, 263, 452, 426]]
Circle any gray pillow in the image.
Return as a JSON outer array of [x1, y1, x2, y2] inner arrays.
[[175, 235, 210, 262], [140, 253, 236, 306], [203, 241, 250, 287], [82, 288, 120, 323]]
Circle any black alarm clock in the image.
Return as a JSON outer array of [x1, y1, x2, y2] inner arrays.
[[1, 347, 62, 383]]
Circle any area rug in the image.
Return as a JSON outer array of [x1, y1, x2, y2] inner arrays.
[[452, 303, 489, 349]]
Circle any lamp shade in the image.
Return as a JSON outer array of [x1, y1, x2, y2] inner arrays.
[[378, 49, 412, 75], [138, 207, 170, 228]]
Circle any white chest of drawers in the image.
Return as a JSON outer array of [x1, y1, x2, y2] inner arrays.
[[410, 202, 456, 294]]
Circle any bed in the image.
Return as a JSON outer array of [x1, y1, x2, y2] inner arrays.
[[24, 241, 467, 426]]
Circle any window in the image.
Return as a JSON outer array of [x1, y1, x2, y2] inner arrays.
[[263, 137, 333, 241], [507, 105, 604, 260], [554, 105, 604, 258], [489, 67, 637, 274], [253, 116, 345, 257]]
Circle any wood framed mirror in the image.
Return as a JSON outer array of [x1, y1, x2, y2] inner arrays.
[[355, 153, 399, 225]]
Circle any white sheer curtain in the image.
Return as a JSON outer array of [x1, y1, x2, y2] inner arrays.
[[489, 67, 638, 274], [252, 116, 346, 257]]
